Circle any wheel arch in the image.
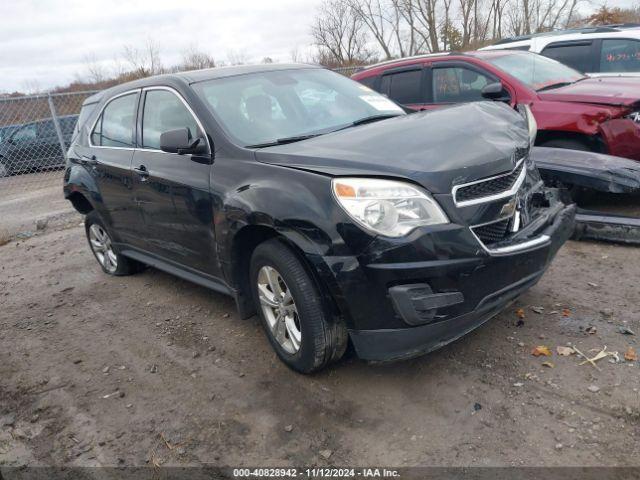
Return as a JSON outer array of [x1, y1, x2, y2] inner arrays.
[[229, 224, 344, 324], [535, 130, 606, 153], [67, 191, 94, 214]]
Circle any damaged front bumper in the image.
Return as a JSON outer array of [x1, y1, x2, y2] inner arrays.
[[319, 177, 576, 362]]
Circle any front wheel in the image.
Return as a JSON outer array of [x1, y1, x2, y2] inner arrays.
[[250, 239, 347, 374], [85, 211, 143, 276]]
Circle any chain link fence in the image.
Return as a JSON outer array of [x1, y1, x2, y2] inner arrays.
[[332, 66, 365, 77], [0, 90, 98, 242]]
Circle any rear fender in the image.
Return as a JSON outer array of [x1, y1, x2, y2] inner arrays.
[[63, 164, 101, 213]]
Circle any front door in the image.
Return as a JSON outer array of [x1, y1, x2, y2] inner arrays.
[[131, 87, 217, 275], [427, 62, 498, 109]]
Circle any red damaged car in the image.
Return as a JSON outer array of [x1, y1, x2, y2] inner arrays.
[[352, 50, 640, 160]]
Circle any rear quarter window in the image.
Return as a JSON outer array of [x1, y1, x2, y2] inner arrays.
[[75, 103, 98, 137]]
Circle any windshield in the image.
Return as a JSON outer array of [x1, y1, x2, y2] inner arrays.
[[192, 68, 405, 147], [485, 52, 586, 91]]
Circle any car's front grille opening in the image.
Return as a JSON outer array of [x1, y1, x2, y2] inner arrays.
[[455, 162, 524, 204], [472, 217, 511, 246]]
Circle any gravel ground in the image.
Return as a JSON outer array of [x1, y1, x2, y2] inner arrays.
[[0, 222, 639, 468]]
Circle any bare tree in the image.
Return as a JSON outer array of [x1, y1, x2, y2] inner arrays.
[[83, 53, 108, 84], [179, 45, 216, 71], [349, 0, 396, 60], [311, 0, 374, 67], [122, 39, 163, 78], [411, 0, 443, 52], [226, 49, 250, 66]]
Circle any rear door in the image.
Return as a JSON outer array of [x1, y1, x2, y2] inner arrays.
[[87, 90, 142, 245], [130, 86, 216, 274]]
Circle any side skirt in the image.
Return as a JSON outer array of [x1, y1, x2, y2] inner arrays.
[[119, 246, 235, 297]]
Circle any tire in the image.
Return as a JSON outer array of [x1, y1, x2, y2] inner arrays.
[[540, 139, 591, 152], [250, 238, 347, 374], [84, 211, 144, 276]]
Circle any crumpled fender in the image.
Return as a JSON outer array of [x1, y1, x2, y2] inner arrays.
[[598, 118, 640, 161]]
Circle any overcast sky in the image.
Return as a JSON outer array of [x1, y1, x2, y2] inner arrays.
[[0, 0, 636, 93], [0, 0, 320, 93]]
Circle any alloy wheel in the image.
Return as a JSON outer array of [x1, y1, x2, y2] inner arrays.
[[89, 224, 118, 273], [257, 265, 302, 354]]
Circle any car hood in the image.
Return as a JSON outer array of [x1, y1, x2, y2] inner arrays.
[[538, 77, 640, 107], [255, 102, 530, 194]]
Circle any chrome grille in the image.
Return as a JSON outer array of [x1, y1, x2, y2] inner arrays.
[[453, 160, 525, 206], [472, 218, 511, 246]]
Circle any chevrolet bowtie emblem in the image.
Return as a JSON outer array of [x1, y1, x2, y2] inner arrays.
[[500, 198, 517, 217]]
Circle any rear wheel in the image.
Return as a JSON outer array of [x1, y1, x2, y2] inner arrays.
[[250, 239, 347, 373], [85, 211, 143, 276]]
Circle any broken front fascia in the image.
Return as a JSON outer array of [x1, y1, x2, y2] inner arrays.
[[531, 146, 640, 194], [531, 146, 640, 245]]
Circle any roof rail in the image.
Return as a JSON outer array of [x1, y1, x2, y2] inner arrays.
[[360, 52, 454, 70], [492, 24, 635, 45]]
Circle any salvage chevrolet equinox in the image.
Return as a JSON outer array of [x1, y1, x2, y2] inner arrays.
[[63, 64, 576, 373]]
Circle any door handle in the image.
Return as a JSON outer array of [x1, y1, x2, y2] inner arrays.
[[133, 165, 149, 180]]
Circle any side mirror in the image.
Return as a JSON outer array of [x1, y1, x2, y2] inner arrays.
[[160, 128, 207, 155], [481, 82, 511, 103]]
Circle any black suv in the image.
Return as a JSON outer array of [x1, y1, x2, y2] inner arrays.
[[0, 115, 77, 177], [64, 64, 575, 373]]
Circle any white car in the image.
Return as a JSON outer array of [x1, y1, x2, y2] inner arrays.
[[481, 24, 640, 77]]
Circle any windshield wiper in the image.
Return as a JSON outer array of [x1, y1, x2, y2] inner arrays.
[[331, 114, 402, 133], [351, 114, 402, 126], [246, 134, 322, 148], [537, 82, 574, 92], [245, 114, 402, 148]]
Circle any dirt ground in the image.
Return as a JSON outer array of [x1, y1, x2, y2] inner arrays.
[[0, 171, 74, 239], [0, 221, 639, 468]]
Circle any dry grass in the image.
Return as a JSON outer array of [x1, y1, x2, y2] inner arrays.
[[0, 229, 12, 246]]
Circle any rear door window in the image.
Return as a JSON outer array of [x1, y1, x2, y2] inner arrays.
[[600, 39, 640, 73], [432, 66, 492, 103], [541, 41, 593, 72], [381, 69, 423, 104], [91, 93, 138, 148]]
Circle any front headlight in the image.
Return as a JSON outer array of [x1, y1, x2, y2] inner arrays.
[[332, 178, 449, 237], [521, 104, 537, 146]]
